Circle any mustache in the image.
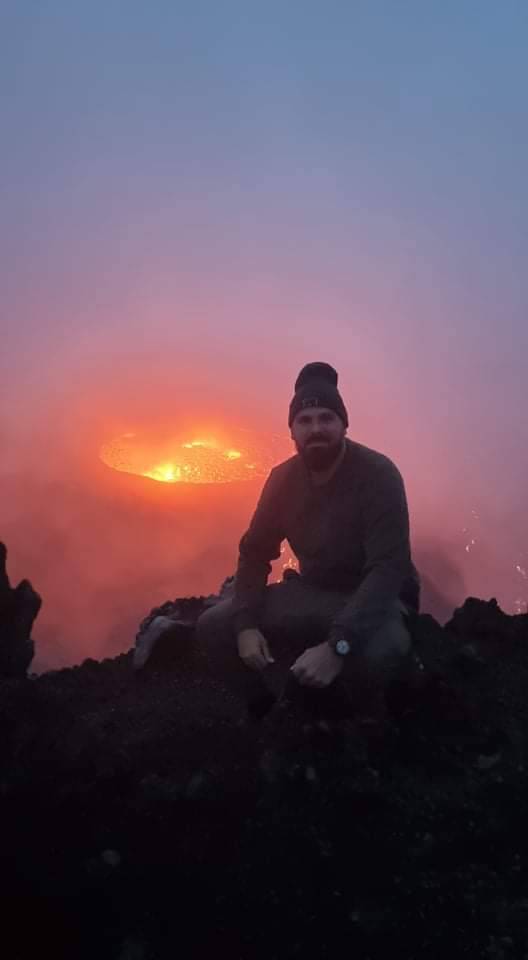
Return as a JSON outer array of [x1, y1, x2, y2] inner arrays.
[[306, 436, 329, 444]]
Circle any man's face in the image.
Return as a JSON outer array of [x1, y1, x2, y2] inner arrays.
[[291, 407, 346, 470]]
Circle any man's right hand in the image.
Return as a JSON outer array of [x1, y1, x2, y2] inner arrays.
[[237, 628, 275, 672]]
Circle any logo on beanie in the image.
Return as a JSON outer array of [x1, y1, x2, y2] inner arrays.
[[301, 396, 321, 409]]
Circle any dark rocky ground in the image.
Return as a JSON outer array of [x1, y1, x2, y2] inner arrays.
[[2, 574, 528, 958]]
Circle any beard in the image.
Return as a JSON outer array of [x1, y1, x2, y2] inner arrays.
[[295, 436, 344, 471]]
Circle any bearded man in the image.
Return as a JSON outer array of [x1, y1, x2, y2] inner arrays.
[[197, 361, 420, 723]]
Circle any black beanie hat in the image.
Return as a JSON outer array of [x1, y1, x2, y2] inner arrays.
[[288, 362, 349, 428]]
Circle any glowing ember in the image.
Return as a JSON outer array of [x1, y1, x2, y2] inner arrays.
[[275, 542, 298, 582], [100, 432, 283, 484]]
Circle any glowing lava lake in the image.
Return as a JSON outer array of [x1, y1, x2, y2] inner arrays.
[[99, 432, 285, 485]]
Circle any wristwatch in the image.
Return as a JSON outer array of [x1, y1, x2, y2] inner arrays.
[[328, 631, 351, 657]]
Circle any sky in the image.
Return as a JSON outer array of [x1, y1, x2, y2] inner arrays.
[[1, 1, 527, 670]]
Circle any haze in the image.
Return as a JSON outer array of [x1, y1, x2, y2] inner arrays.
[[2, 2, 527, 670]]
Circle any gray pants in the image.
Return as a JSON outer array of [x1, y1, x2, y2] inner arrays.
[[195, 577, 412, 717]]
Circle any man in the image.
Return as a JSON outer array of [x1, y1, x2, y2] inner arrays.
[[195, 361, 420, 723]]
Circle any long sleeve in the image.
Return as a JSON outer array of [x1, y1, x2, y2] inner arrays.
[[328, 457, 412, 647], [231, 467, 286, 634]]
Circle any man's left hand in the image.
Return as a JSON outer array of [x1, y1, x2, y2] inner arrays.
[[290, 642, 344, 688]]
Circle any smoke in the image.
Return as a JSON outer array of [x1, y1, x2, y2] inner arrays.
[[1, 458, 259, 672], [2, 337, 527, 673], [1, 354, 271, 671]]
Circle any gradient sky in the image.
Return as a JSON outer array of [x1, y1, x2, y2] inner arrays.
[[2, 1, 528, 668]]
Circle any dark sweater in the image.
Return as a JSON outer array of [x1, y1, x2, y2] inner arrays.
[[232, 438, 420, 646]]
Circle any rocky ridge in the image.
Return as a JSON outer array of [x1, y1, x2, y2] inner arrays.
[[1, 543, 528, 958]]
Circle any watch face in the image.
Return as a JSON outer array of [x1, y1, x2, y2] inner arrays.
[[335, 638, 350, 656]]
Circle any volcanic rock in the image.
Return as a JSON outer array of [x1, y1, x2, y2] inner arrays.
[[1, 592, 528, 958], [0, 541, 40, 677]]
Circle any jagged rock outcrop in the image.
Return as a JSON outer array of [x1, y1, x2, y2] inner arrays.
[[1, 593, 528, 959], [446, 594, 528, 644], [0, 541, 40, 677]]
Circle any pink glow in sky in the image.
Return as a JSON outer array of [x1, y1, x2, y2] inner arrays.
[[2, 3, 527, 669]]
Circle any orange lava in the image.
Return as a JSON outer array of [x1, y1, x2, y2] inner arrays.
[[99, 432, 280, 484]]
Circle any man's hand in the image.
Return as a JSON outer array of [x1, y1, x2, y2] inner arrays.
[[290, 642, 344, 688], [237, 628, 275, 672]]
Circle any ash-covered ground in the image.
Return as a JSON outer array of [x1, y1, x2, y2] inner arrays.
[[2, 588, 528, 959]]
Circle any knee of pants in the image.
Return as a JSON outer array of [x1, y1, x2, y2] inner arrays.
[[195, 599, 236, 644], [364, 614, 411, 664]]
